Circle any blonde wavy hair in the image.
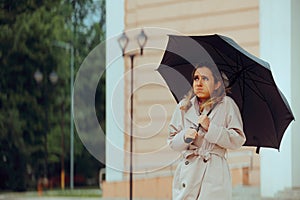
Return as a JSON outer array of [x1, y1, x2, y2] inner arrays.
[[180, 63, 228, 112]]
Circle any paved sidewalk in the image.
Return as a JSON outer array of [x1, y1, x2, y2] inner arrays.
[[1, 186, 299, 200], [0, 197, 101, 200], [98, 186, 263, 200], [233, 185, 300, 200], [233, 185, 262, 200]]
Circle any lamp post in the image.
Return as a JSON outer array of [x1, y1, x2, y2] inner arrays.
[[34, 69, 58, 180], [58, 99, 66, 190], [52, 41, 75, 190], [118, 29, 147, 200]]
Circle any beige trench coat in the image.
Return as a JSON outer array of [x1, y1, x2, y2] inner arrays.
[[168, 96, 246, 200]]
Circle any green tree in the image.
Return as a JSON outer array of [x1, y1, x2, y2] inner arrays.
[[0, 0, 106, 190], [0, 0, 68, 190], [46, 0, 106, 187]]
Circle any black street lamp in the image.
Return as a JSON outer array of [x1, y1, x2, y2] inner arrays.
[[34, 69, 58, 180], [118, 29, 148, 200]]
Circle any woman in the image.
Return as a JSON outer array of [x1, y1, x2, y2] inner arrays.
[[168, 63, 246, 200]]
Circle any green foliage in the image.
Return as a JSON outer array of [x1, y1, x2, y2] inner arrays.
[[0, 0, 106, 191]]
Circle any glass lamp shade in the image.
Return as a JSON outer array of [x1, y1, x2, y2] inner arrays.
[[34, 69, 43, 83], [49, 71, 58, 84], [137, 29, 147, 55], [118, 32, 129, 56]]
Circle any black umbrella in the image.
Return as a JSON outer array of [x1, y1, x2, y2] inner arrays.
[[157, 34, 294, 152]]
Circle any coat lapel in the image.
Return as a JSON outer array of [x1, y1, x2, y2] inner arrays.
[[208, 97, 224, 120], [184, 96, 224, 127], [184, 96, 199, 127]]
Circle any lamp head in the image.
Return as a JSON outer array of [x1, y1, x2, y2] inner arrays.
[[49, 71, 58, 84], [137, 29, 147, 55], [34, 69, 43, 83], [118, 32, 129, 57]]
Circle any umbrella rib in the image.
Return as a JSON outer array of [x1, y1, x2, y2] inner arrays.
[[243, 76, 273, 86], [244, 70, 274, 98], [233, 63, 274, 86], [239, 75, 279, 149], [244, 72, 280, 142], [241, 81, 279, 149], [212, 47, 267, 88], [240, 53, 247, 117], [212, 46, 239, 73], [206, 42, 274, 87], [214, 64, 237, 78], [242, 69, 274, 86], [243, 77, 267, 101], [216, 61, 274, 86], [244, 65, 274, 85], [236, 55, 274, 86]]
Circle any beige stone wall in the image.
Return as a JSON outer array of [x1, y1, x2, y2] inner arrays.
[[103, 1, 261, 197], [125, 0, 259, 54], [123, 0, 260, 181]]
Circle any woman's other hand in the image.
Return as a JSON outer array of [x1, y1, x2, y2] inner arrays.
[[198, 114, 210, 131]]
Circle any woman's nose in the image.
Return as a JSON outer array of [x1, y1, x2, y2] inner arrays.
[[196, 78, 203, 85]]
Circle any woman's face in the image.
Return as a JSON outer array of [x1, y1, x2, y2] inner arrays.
[[193, 66, 221, 101]]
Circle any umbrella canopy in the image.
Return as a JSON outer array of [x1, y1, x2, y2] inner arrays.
[[157, 34, 294, 152]]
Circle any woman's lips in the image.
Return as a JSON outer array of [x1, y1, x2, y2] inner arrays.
[[195, 88, 204, 92]]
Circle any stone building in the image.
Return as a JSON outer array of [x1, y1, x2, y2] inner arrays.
[[104, 0, 300, 198]]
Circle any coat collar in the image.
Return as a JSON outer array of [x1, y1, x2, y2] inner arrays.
[[184, 96, 222, 126]]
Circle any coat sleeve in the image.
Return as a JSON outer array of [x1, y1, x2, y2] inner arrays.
[[204, 97, 246, 150], [168, 103, 190, 152]]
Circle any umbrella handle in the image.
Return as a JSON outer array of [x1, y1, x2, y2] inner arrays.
[[196, 124, 201, 132], [184, 127, 200, 143], [187, 106, 214, 143], [184, 137, 194, 143], [185, 124, 201, 143], [196, 105, 215, 132]]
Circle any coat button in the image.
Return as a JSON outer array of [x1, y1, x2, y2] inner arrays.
[[185, 161, 189, 165], [182, 183, 186, 188], [203, 159, 208, 163]]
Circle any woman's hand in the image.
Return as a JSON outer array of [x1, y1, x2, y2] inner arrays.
[[184, 128, 198, 143], [198, 114, 210, 131]]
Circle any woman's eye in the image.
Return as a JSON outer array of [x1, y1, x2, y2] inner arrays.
[[202, 76, 209, 81], [193, 76, 199, 81]]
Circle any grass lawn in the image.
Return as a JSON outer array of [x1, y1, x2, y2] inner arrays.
[[0, 188, 102, 198], [42, 188, 102, 197]]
